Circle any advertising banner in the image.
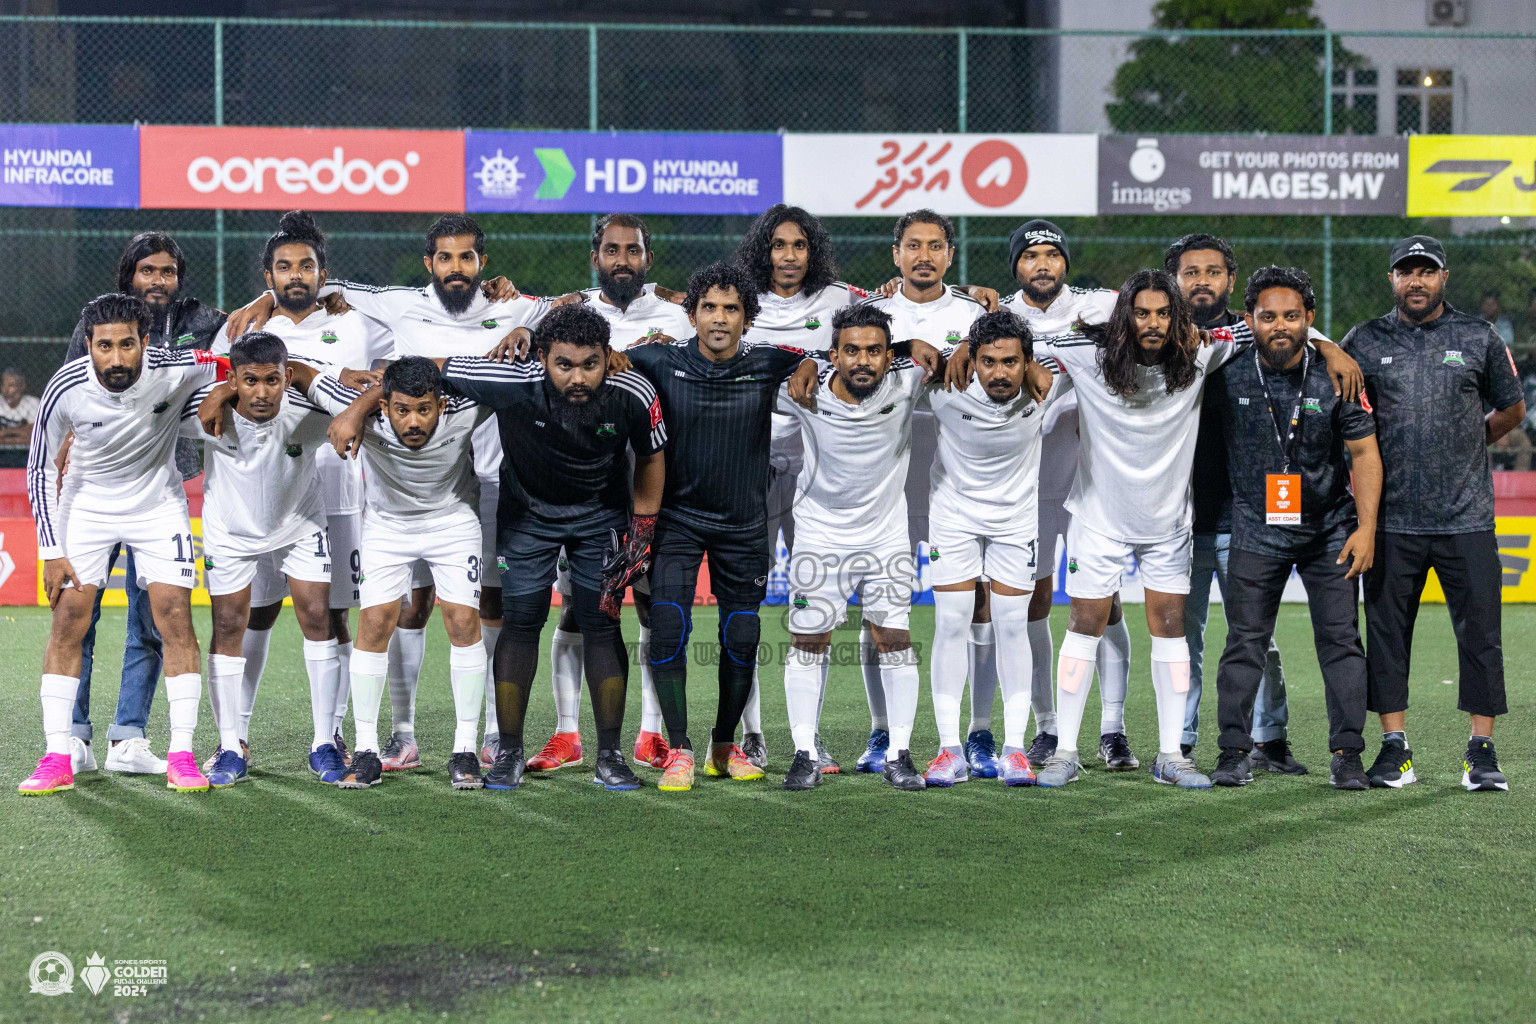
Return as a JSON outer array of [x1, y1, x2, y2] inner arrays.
[[0, 520, 36, 605], [783, 134, 1098, 216], [466, 131, 781, 214], [1098, 135, 1407, 215], [0, 124, 139, 208], [139, 126, 464, 212], [1407, 135, 1536, 217]]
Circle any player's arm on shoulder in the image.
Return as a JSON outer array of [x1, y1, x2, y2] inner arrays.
[[191, 380, 235, 439], [1313, 337, 1362, 402], [963, 285, 1000, 312], [326, 382, 383, 460]]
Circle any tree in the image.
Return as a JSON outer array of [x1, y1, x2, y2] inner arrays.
[[1106, 0, 1371, 134]]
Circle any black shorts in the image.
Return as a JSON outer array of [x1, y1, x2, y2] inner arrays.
[[648, 515, 769, 611], [497, 513, 624, 598]]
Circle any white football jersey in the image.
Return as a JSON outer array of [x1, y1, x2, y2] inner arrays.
[[216, 307, 392, 516], [1003, 285, 1117, 504], [563, 284, 693, 351], [863, 285, 987, 349], [922, 372, 1072, 535], [320, 280, 548, 483], [750, 282, 866, 459], [305, 371, 492, 522], [28, 347, 223, 559], [183, 386, 331, 557], [776, 361, 926, 545], [1044, 332, 1244, 544]]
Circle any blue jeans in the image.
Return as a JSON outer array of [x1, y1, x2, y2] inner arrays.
[[72, 545, 162, 742], [1183, 532, 1287, 748]]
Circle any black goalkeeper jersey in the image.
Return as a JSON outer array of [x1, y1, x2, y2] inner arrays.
[[626, 337, 810, 532], [441, 356, 666, 529]]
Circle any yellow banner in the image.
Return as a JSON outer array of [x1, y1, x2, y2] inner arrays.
[[1407, 135, 1536, 217], [1416, 517, 1536, 603]]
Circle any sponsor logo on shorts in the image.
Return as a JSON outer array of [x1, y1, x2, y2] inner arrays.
[[804, 316, 821, 330], [1443, 349, 1465, 366], [497, 556, 509, 571], [754, 575, 767, 585], [1068, 557, 1078, 573], [151, 401, 170, 414], [285, 443, 303, 457], [929, 547, 941, 561], [481, 319, 499, 329], [203, 556, 215, 569], [181, 568, 194, 578], [320, 330, 339, 344], [792, 592, 809, 609]]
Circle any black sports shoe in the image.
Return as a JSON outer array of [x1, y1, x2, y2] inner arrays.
[[333, 729, 352, 766], [448, 751, 484, 790], [592, 749, 642, 791], [1097, 731, 1139, 771], [741, 732, 768, 770], [484, 747, 526, 791], [1366, 739, 1416, 788], [1210, 748, 1254, 787], [1251, 739, 1309, 775], [1329, 752, 1369, 790], [1025, 731, 1058, 770], [1180, 743, 1194, 759], [782, 750, 822, 791], [883, 749, 926, 791], [336, 750, 382, 789], [1462, 739, 1509, 792], [814, 732, 840, 775]]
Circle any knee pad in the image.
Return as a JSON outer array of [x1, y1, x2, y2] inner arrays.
[[500, 590, 551, 645], [720, 608, 762, 667], [647, 601, 692, 665]]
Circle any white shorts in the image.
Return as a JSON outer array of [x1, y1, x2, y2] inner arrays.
[[785, 540, 916, 634], [1034, 496, 1071, 582], [928, 517, 1037, 592], [1064, 518, 1193, 600], [62, 499, 198, 591], [359, 508, 484, 610], [326, 512, 362, 610], [206, 531, 332, 599]]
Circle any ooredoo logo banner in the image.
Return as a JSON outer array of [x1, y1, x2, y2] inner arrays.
[[139, 126, 464, 212], [782, 134, 1097, 216]]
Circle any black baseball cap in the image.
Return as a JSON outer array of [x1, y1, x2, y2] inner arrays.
[[1389, 235, 1446, 270]]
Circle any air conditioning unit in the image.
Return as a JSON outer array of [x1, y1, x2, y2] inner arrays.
[[1427, 0, 1467, 26]]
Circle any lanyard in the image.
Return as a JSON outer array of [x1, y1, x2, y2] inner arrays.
[[1252, 344, 1310, 474]]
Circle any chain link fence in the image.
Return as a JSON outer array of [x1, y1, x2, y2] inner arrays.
[[2, 17, 1535, 406]]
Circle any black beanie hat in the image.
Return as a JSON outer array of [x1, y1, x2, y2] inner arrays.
[[1009, 219, 1070, 276]]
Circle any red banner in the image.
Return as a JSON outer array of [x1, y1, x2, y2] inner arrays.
[[139, 126, 464, 212], [0, 518, 37, 604]]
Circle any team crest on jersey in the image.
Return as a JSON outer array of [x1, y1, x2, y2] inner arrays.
[[945, 330, 962, 343], [1443, 350, 1465, 366], [1302, 397, 1321, 412], [320, 330, 339, 344], [285, 443, 303, 457], [597, 422, 617, 437], [804, 316, 821, 330], [878, 403, 896, 415], [481, 319, 499, 329], [1068, 558, 1078, 573], [175, 333, 196, 347], [792, 593, 809, 609], [152, 400, 170, 414]]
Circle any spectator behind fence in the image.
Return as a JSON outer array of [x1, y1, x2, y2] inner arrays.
[[0, 368, 39, 446], [1479, 291, 1514, 348]]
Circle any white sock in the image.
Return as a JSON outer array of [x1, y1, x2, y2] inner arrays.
[[350, 648, 388, 753], [1054, 631, 1101, 758], [165, 672, 201, 754], [1150, 636, 1192, 757], [967, 619, 998, 734], [861, 624, 888, 729], [989, 593, 1033, 750], [551, 627, 584, 734], [332, 641, 352, 737], [1028, 617, 1057, 734], [743, 666, 763, 734], [208, 654, 245, 752], [40, 674, 77, 756], [784, 647, 827, 754], [930, 589, 975, 749], [638, 625, 662, 734], [879, 648, 921, 754], [302, 638, 340, 751], [239, 626, 272, 745], [449, 643, 488, 754], [1099, 616, 1131, 736], [387, 626, 424, 739], [481, 624, 502, 738]]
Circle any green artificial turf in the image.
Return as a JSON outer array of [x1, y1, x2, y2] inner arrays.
[[1, 602, 1532, 1024]]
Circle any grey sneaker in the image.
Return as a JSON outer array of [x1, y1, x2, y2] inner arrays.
[[741, 732, 767, 770], [814, 732, 840, 775], [1151, 753, 1212, 789], [1035, 753, 1081, 788]]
